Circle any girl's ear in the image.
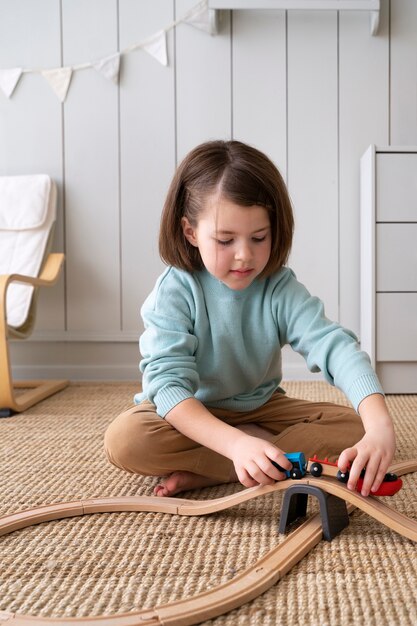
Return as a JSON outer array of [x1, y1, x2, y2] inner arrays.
[[181, 216, 198, 247]]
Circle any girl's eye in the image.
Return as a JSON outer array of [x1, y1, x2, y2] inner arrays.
[[252, 236, 267, 243], [217, 239, 233, 246]]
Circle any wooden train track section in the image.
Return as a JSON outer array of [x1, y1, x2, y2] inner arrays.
[[0, 459, 416, 626]]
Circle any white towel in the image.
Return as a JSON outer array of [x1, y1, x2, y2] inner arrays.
[[0, 175, 56, 328]]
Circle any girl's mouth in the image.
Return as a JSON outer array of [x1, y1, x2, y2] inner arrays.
[[230, 268, 253, 277]]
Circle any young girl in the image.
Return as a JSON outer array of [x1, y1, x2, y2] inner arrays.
[[104, 140, 396, 498]]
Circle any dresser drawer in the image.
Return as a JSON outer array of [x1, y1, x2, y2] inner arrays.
[[376, 153, 417, 221], [376, 293, 417, 361], [376, 224, 417, 291]]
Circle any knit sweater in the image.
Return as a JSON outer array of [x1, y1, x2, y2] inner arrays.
[[135, 266, 383, 417]]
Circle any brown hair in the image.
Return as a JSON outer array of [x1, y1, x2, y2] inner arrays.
[[159, 140, 294, 278]]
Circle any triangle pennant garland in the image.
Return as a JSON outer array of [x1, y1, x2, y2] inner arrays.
[[93, 52, 121, 84], [142, 30, 168, 67], [1, 1, 215, 103], [0, 67, 23, 98], [41, 67, 73, 102], [184, 1, 218, 35]]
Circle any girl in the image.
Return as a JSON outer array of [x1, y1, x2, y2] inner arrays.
[[104, 140, 396, 498]]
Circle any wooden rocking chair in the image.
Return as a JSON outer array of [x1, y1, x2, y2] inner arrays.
[[0, 175, 68, 417]]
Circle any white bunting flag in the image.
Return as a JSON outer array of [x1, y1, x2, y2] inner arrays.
[[0, 67, 23, 98], [93, 52, 121, 84], [184, 1, 218, 35], [1, 1, 218, 105], [41, 67, 73, 102], [142, 30, 168, 67]]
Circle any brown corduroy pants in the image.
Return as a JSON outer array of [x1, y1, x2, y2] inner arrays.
[[104, 391, 364, 482]]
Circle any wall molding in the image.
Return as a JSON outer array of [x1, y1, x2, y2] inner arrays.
[[12, 363, 140, 381], [23, 331, 140, 343], [11, 354, 322, 382]]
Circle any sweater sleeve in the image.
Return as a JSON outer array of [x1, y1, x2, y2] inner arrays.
[[139, 269, 199, 417], [275, 270, 384, 412]]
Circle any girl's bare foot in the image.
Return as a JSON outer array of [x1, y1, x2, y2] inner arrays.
[[153, 471, 229, 497], [153, 423, 274, 497]]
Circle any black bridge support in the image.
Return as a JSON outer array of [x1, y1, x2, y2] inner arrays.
[[279, 484, 349, 541]]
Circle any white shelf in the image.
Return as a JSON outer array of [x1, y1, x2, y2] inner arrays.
[[208, 0, 380, 34], [209, 0, 378, 8]]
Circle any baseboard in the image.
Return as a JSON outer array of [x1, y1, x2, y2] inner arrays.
[[282, 363, 324, 381], [12, 363, 322, 382], [11, 364, 140, 381], [9, 341, 140, 381], [10, 341, 322, 382]]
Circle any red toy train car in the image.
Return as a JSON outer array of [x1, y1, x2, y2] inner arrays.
[[306, 455, 403, 496]]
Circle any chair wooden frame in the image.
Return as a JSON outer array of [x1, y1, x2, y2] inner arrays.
[[0, 252, 68, 415]]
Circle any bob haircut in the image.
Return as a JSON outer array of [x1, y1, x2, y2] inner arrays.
[[159, 140, 294, 278]]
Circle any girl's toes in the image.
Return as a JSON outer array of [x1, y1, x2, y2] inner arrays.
[[153, 484, 166, 497]]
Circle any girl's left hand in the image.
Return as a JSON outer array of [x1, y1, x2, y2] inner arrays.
[[338, 423, 396, 497]]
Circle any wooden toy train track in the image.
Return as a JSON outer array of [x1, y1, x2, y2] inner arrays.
[[0, 459, 416, 626]]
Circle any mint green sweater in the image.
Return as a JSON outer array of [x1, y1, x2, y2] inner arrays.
[[135, 267, 383, 417]]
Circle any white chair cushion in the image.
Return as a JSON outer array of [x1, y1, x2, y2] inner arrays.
[[0, 175, 56, 328]]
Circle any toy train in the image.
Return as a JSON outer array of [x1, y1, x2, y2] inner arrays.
[[273, 452, 403, 497]]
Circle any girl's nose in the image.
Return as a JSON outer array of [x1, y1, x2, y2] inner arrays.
[[235, 241, 252, 261]]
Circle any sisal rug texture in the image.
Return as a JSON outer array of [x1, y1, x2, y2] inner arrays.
[[0, 381, 416, 626]]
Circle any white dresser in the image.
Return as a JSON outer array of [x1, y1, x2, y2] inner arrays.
[[360, 145, 417, 393]]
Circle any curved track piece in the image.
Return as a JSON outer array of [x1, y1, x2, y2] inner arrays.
[[0, 460, 416, 626]]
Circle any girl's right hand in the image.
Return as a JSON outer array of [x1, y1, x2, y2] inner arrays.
[[230, 434, 292, 488]]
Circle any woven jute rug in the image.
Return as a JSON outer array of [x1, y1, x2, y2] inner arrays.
[[0, 382, 416, 625]]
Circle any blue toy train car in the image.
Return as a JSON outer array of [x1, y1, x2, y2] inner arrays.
[[272, 452, 307, 480]]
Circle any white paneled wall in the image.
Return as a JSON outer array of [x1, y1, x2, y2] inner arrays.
[[1, 0, 416, 380]]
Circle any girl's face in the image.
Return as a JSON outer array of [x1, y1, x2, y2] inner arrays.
[[182, 195, 271, 290]]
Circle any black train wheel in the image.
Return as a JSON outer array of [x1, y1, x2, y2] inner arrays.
[[337, 469, 349, 483], [310, 462, 323, 477]]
